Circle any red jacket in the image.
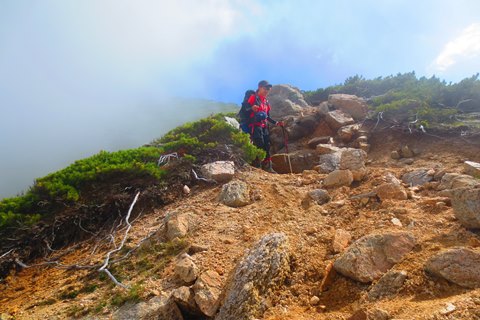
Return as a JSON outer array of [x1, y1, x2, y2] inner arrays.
[[247, 93, 276, 128]]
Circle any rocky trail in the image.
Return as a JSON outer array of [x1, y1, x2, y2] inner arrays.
[[1, 89, 480, 320]]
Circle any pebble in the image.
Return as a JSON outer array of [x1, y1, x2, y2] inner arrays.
[[440, 303, 456, 315], [391, 218, 403, 227], [309, 296, 320, 305]]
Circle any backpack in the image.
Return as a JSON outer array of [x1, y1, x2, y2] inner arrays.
[[237, 90, 258, 123]]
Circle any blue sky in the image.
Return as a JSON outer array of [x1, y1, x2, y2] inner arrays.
[[1, 0, 480, 197]]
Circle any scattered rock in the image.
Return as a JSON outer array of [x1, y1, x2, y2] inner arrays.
[[334, 232, 416, 283], [368, 309, 390, 320], [174, 253, 199, 284], [339, 148, 367, 181], [328, 94, 369, 120], [182, 185, 190, 195], [332, 229, 352, 253], [425, 247, 480, 288], [188, 244, 209, 255], [310, 296, 320, 305], [375, 183, 408, 201], [219, 180, 251, 207], [165, 211, 190, 241], [112, 294, 183, 320], [368, 270, 408, 301], [400, 145, 414, 158], [325, 110, 355, 131], [307, 189, 331, 205], [391, 151, 401, 160], [216, 233, 290, 320], [317, 152, 342, 173], [271, 150, 318, 174], [440, 303, 456, 316], [201, 161, 235, 183], [323, 170, 354, 188], [192, 270, 223, 317], [319, 261, 337, 292], [316, 144, 341, 155], [172, 286, 199, 316], [391, 218, 403, 227], [450, 188, 480, 229], [307, 136, 331, 148], [338, 124, 360, 142], [464, 160, 480, 178], [401, 169, 434, 186], [437, 173, 479, 191]]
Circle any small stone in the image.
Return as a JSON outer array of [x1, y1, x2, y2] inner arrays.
[[391, 218, 403, 227], [183, 185, 191, 195], [440, 303, 456, 315], [391, 151, 401, 159], [332, 229, 352, 253], [401, 145, 414, 158], [219, 180, 251, 207], [435, 202, 446, 209], [201, 161, 235, 182], [175, 253, 199, 284], [309, 296, 320, 305]]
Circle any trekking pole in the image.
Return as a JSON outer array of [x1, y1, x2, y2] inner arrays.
[[281, 126, 293, 174]]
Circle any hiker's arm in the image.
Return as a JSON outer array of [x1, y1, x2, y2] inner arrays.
[[247, 95, 260, 112], [267, 116, 283, 126]]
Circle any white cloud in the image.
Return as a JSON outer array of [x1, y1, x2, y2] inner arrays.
[[432, 23, 480, 72]]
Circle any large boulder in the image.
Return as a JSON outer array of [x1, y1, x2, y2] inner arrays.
[[216, 233, 290, 320], [307, 136, 331, 149], [271, 150, 318, 174], [328, 94, 369, 120], [337, 124, 360, 143], [201, 161, 235, 183], [334, 232, 416, 283], [193, 270, 223, 317], [450, 187, 480, 229], [112, 294, 183, 320], [219, 180, 250, 207], [425, 248, 480, 288], [268, 84, 309, 118], [325, 110, 355, 131]]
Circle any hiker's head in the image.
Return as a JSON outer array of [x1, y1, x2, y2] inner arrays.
[[257, 80, 272, 97]]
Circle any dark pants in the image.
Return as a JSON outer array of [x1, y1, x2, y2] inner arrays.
[[251, 126, 271, 161]]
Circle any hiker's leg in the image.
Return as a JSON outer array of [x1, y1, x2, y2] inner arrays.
[[251, 126, 265, 168]]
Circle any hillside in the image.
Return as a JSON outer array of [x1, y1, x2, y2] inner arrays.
[[1, 76, 480, 320]]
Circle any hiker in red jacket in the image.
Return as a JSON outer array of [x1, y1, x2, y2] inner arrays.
[[246, 80, 284, 172]]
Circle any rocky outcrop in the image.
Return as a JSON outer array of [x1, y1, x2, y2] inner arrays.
[[112, 294, 183, 320], [450, 187, 480, 229], [334, 232, 416, 283], [268, 84, 309, 118], [193, 270, 223, 317], [323, 170, 353, 188], [201, 161, 235, 183], [219, 180, 250, 207], [216, 233, 290, 320], [425, 248, 480, 288], [328, 94, 369, 120], [325, 110, 355, 131]]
